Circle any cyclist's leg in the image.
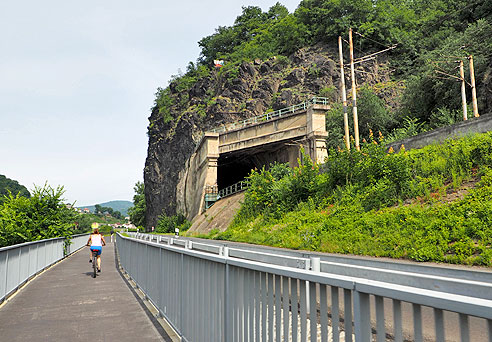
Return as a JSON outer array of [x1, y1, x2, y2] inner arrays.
[[95, 247, 102, 271], [97, 255, 102, 271]]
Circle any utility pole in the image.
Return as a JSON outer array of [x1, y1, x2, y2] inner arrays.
[[338, 36, 350, 150], [459, 60, 468, 121], [349, 28, 360, 151], [468, 55, 479, 117]]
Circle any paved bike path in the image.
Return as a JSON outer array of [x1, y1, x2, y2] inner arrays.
[[0, 241, 168, 341]]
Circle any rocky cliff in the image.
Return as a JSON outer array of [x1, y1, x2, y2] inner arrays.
[[144, 44, 393, 230]]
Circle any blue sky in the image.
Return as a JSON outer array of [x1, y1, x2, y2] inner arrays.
[[0, 0, 301, 206]]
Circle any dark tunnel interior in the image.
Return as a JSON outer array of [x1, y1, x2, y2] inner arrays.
[[217, 153, 257, 190], [217, 141, 301, 190]]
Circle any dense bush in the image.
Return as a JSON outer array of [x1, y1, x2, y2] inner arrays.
[[156, 212, 191, 234], [0, 184, 78, 247]]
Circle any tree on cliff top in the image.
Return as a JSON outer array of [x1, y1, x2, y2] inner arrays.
[[198, 3, 295, 63]]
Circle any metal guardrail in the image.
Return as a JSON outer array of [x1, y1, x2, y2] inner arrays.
[[118, 233, 492, 342], [205, 180, 250, 209], [218, 180, 249, 198], [0, 234, 89, 303], [67, 233, 92, 255], [211, 97, 330, 134]]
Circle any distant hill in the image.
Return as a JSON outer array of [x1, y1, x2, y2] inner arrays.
[[79, 200, 133, 216], [0, 175, 30, 204]]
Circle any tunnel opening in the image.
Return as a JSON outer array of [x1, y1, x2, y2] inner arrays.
[[217, 140, 303, 190]]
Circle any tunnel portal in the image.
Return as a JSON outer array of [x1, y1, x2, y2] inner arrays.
[[176, 101, 329, 221]]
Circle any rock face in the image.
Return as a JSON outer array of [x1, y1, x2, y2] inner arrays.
[[143, 44, 392, 230]]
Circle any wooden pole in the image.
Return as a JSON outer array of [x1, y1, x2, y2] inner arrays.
[[468, 55, 479, 117], [349, 28, 360, 150], [338, 36, 350, 150], [459, 60, 468, 121]]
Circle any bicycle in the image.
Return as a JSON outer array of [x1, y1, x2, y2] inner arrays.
[[87, 228, 105, 278]]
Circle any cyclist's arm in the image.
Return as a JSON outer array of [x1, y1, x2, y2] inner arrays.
[[101, 235, 106, 246], [86, 235, 92, 246]]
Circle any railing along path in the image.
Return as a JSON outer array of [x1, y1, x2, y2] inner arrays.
[[0, 234, 89, 303], [210, 97, 330, 134], [117, 232, 492, 342]]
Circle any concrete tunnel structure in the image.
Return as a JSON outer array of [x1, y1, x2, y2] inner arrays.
[[176, 101, 330, 221]]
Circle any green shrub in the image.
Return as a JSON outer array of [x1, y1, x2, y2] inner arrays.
[[0, 184, 78, 247], [156, 212, 191, 234]]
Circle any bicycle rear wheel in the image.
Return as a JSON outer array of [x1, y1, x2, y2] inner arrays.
[[92, 252, 97, 278]]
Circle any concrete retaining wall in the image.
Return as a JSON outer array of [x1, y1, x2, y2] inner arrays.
[[387, 113, 492, 152]]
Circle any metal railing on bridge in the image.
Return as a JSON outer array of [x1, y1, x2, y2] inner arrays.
[[0, 234, 89, 303], [211, 96, 330, 134], [116, 233, 492, 342], [205, 180, 250, 209]]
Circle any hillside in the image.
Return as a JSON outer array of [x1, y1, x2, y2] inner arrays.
[[198, 132, 492, 266], [144, 1, 492, 230], [79, 200, 133, 216], [0, 175, 30, 204]]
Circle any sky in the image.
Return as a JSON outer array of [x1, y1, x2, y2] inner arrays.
[[0, 0, 302, 206]]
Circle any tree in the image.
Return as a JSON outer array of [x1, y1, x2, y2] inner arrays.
[[0, 175, 30, 204], [156, 212, 191, 234], [198, 3, 292, 63], [113, 210, 122, 220], [0, 183, 78, 247], [94, 204, 102, 214], [128, 182, 146, 229]]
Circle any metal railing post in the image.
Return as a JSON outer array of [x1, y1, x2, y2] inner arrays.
[[223, 247, 231, 342], [354, 288, 371, 342]]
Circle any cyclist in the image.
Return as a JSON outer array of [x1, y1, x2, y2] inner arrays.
[[87, 228, 106, 272]]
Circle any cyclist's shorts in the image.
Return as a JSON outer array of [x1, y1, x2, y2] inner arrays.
[[90, 246, 102, 256]]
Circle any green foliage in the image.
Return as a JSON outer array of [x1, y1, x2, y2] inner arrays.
[[270, 14, 309, 55], [0, 184, 78, 247], [325, 86, 394, 149], [0, 175, 30, 204], [385, 117, 426, 143], [128, 182, 146, 229], [93, 204, 123, 219], [319, 85, 337, 101], [356, 86, 395, 137], [399, 19, 492, 123], [198, 4, 305, 64], [75, 213, 120, 234], [153, 88, 175, 124], [325, 103, 346, 149], [98, 225, 114, 235], [156, 212, 191, 234], [236, 149, 321, 221], [216, 133, 492, 266], [218, 63, 240, 82], [428, 107, 462, 129]]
